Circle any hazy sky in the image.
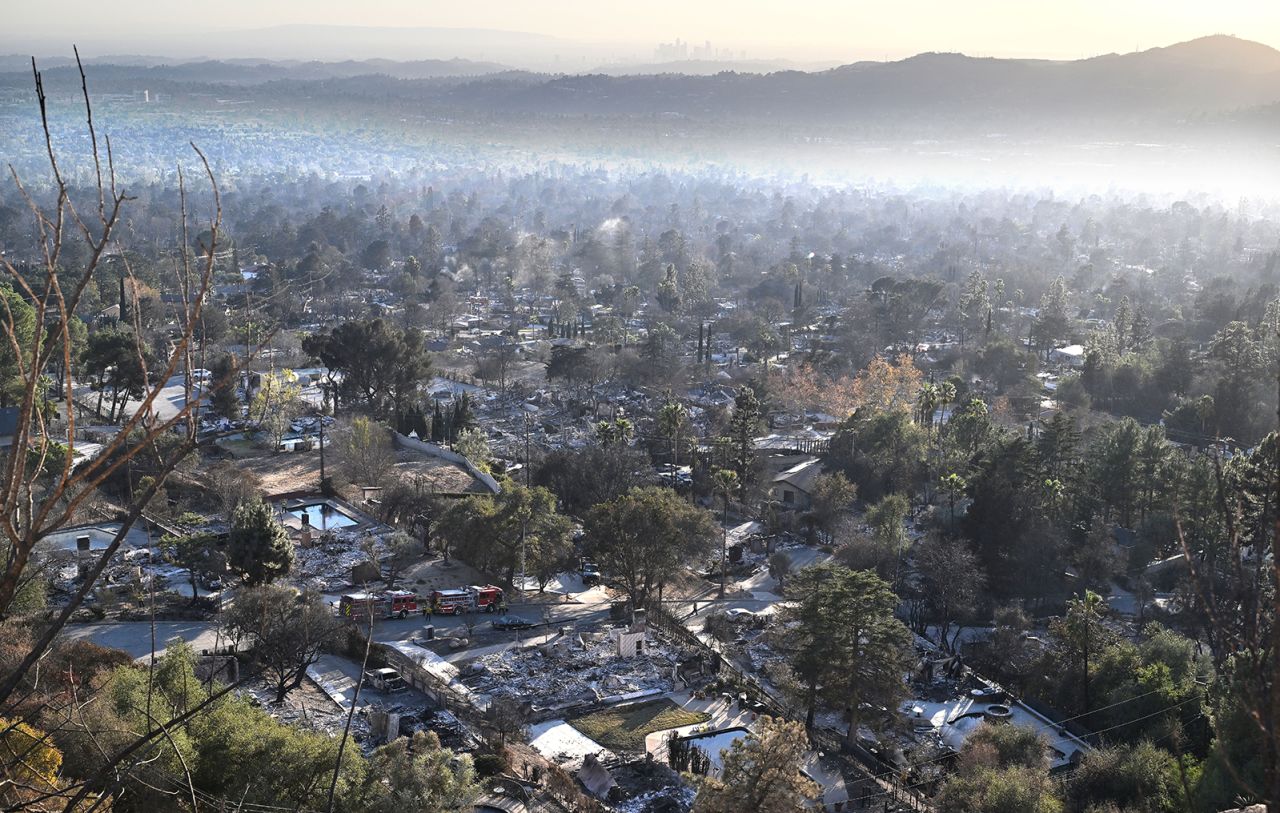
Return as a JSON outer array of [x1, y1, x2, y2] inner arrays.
[[7, 0, 1280, 62]]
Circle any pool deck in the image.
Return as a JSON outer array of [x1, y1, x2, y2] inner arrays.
[[274, 496, 381, 535], [642, 691, 849, 808], [642, 691, 757, 761]]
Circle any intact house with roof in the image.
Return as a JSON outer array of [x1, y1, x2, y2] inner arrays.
[[1050, 344, 1086, 368], [770, 457, 824, 511]]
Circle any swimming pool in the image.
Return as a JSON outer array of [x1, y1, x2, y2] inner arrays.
[[289, 502, 359, 531], [680, 727, 750, 770]]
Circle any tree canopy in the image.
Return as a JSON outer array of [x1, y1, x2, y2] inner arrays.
[[584, 486, 716, 607], [302, 318, 432, 417]]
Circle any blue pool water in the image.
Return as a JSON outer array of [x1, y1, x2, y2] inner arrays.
[[290, 503, 358, 530]]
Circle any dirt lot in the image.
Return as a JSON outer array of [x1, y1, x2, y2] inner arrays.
[[399, 556, 492, 595], [231, 448, 326, 497], [226, 444, 486, 498], [391, 450, 488, 494]]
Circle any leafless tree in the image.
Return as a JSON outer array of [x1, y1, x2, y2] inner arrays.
[[0, 52, 264, 809], [336, 415, 397, 487], [475, 340, 517, 394], [483, 696, 529, 748], [204, 459, 263, 520], [381, 530, 420, 587]]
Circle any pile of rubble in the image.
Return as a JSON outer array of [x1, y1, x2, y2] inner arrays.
[[49, 546, 196, 606], [462, 626, 694, 714], [293, 532, 388, 592], [240, 679, 355, 739], [396, 707, 481, 752], [471, 383, 713, 463], [241, 681, 474, 757], [613, 783, 696, 813]]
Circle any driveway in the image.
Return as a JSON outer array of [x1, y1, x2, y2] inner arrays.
[[674, 543, 831, 634], [308, 651, 433, 711], [74, 373, 199, 423]]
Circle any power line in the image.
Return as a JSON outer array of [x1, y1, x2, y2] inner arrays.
[[140, 763, 323, 813], [815, 667, 1206, 800], [1076, 694, 1202, 741], [852, 693, 1205, 805]]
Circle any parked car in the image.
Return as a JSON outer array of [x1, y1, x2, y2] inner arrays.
[[492, 615, 535, 630], [364, 667, 406, 693], [657, 466, 693, 488]]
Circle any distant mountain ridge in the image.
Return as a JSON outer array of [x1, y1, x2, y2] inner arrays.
[[5, 23, 579, 68], [466, 35, 1280, 123], [4, 35, 1279, 130], [0, 54, 513, 82]]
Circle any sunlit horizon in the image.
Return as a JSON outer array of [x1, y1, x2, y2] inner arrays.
[[6, 0, 1280, 66]]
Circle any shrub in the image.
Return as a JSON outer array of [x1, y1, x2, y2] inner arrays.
[[473, 752, 507, 777]]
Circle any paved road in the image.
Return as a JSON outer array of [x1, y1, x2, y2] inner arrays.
[[73, 373, 199, 423], [59, 620, 223, 660], [57, 583, 614, 664]]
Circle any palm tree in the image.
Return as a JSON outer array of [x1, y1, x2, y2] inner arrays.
[[915, 382, 940, 437], [1067, 589, 1105, 712], [614, 417, 634, 443], [658, 397, 688, 468], [1194, 394, 1215, 438], [712, 469, 740, 599], [915, 382, 941, 506], [937, 381, 957, 427], [935, 380, 959, 466], [939, 472, 967, 528], [594, 418, 634, 447]]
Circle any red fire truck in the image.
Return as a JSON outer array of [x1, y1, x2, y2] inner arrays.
[[429, 584, 505, 615], [470, 584, 505, 613], [338, 590, 420, 621], [382, 590, 421, 617]]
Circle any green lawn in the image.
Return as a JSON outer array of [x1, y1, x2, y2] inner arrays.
[[569, 698, 710, 752]]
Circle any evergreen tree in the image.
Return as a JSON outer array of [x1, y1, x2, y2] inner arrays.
[[431, 400, 445, 443], [775, 563, 913, 736], [208, 353, 241, 419], [727, 386, 761, 495], [413, 404, 430, 438], [1036, 411, 1080, 481], [227, 499, 294, 586], [692, 717, 820, 813], [452, 392, 476, 437], [1032, 275, 1071, 355], [355, 731, 478, 813], [657, 264, 681, 313]]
